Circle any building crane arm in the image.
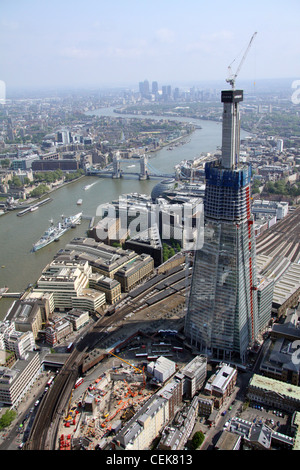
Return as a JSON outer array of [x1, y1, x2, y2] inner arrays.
[[108, 350, 143, 373], [226, 32, 257, 89]]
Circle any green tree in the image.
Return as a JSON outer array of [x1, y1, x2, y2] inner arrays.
[[0, 409, 17, 430], [10, 175, 23, 187], [251, 180, 261, 194], [30, 184, 49, 198], [0, 158, 10, 168], [191, 431, 205, 449]]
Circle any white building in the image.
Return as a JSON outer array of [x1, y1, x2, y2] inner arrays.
[[34, 259, 91, 311], [71, 288, 106, 313], [0, 351, 41, 407], [114, 395, 169, 450], [147, 356, 176, 383], [4, 330, 35, 360], [277, 139, 284, 153], [252, 200, 289, 221]]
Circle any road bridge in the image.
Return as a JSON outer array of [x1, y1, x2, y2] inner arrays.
[[87, 153, 175, 180]]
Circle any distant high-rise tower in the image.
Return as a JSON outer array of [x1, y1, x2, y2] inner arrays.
[[139, 80, 150, 97], [184, 89, 258, 363], [152, 81, 158, 94]]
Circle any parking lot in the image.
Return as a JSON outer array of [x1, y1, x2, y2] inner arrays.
[[239, 402, 291, 435]]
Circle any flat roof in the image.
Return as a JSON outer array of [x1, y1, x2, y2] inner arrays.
[[249, 374, 300, 401]]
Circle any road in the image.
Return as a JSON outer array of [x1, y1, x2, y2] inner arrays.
[[0, 265, 190, 450], [200, 371, 253, 450]]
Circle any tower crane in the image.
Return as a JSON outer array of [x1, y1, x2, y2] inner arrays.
[[226, 32, 257, 90], [108, 350, 143, 373]]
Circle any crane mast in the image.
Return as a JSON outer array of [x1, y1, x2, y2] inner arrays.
[[226, 31, 257, 89]]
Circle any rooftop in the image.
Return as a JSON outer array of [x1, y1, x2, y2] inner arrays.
[[249, 374, 300, 401]]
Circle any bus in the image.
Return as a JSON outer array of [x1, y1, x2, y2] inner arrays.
[[75, 377, 84, 389], [47, 376, 54, 387]]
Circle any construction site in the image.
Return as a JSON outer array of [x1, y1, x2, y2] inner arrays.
[[57, 324, 193, 451]]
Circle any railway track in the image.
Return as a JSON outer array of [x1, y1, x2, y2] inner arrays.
[[24, 350, 82, 450], [256, 206, 300, 263], [24, 265, 190, 450]]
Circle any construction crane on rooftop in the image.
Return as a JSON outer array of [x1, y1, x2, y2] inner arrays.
[[226, 31, 257, 90]]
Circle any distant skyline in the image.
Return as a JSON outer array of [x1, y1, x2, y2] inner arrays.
[[1, 0, 300, 92]]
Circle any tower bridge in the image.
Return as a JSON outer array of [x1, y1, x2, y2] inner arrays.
[[87, 153, 175, 180]]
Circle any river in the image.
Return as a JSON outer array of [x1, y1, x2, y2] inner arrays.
[[0, 107, 248, 319]]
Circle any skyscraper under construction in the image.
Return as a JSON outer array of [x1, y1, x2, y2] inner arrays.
[[184, 89, 258, 363]]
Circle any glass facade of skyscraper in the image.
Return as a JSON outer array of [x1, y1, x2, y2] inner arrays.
[[184, 90, 258, 363]]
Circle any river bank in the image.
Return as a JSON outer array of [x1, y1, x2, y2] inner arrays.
[[0, 174, 86, 218], [0, 112, 244, 319]]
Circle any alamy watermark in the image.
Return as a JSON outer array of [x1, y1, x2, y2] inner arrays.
[[0, 350, 6, 365], [291, 80, 300, 105], [95, 198, 204, 251], [291, 340, 300, 366], [0, 80, 6, 105]]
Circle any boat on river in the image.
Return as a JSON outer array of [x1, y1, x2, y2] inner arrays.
[[32, 212, 82, 252], [83, 182, 97, 190]]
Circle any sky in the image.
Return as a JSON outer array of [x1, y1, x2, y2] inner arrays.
[[0, 0, 300, 92]]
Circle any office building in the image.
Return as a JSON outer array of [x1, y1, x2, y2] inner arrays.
[[152, 81, 158, 94], [71, 288, 106, 313], [185, 89, 258, 362], [88, 273, 122, 304], [247, 374, 300, 413], [0, 351, 41, 407], [34, 259, 91, 311], [180, 355, 207, 398], [3, 330, 35, 360], [45, 318, 73, 346], [114, 394, 169, 450], [204, 363, 237, 408], [147, 356, 176, 383]]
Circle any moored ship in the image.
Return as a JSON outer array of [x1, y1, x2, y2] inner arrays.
[[32, 212, 82, 252]]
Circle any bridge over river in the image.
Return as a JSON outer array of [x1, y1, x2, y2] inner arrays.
[[87, 152, 175, 180]]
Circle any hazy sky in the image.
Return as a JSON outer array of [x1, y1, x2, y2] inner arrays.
[[1, 0, 300, 91]]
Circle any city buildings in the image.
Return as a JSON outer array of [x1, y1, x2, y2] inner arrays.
[[34, 259, 91, 311], [0, 351, 41, 407], [147, 356, 176, 384], [180, 355, 207, 398], [58, 237, 154, 292], [113, 355, 207, 451], [185, 89, 259, 362], [203, 363, 237, 408], [247, 374, 300, 413]]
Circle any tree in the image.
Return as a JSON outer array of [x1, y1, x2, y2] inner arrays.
[[0, 159, 10, 168], [0, 409, 17, 430], [191, 431, 205, 449], [251, 179, 261, 194], [10, 175, 23, 188], [30, 184, 49, 198]]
